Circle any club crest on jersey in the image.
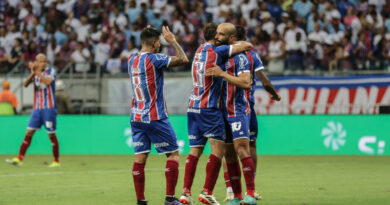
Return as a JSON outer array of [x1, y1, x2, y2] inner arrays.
[[238, 54, 248, 69], [231, 122, 242, 132]]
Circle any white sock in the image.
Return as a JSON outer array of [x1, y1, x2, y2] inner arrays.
[[227, 186, 233, 194]]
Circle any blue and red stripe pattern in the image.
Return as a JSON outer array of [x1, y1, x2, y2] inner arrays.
[[33, 68, 56, 110], [222, 53, 251, 117], [246, 50, 264, 104], [128, 52, 171, 122], [188, 43, 232, 109]]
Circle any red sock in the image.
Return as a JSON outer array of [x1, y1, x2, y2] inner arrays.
[[183, 154, 199, 193], [18, 134, 33, 161], [227, 160, 242, 199], [49, 134, 60, 162], [132, 162, 146, 200], [166, 160, 179, 196], [202, 154, 222, 194], [241, 157, 255, 197], [224, 171, 232, 188]]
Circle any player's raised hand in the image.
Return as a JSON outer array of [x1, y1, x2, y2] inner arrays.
[[272, 93, 281, 101], [28, 62, 37, 74], [162, 26, 176, 44], [205, 64, 223, 77]]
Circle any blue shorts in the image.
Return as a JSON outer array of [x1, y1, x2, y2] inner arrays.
[[187, 108, 225, 147], [27, 109, 57, 133], [130, 118, 179, 154], [249, 104, 258, 141], [224, 114, 250, 144]]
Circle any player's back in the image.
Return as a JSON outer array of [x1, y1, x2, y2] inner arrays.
[[33, 67, 56, 110], [188, 43, 232, 109], [128, 52, 170, 122], [222, 53, 251, 117]]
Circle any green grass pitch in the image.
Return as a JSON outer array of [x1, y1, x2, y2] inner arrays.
[[1, 155, 389, 205]]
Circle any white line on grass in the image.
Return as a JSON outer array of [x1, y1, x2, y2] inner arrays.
[[0, 167, 190, 178]]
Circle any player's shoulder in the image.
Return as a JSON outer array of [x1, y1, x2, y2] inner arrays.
[[147, 53, 169, 61]]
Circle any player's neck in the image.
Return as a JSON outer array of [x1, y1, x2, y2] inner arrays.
[[206, 40, 215, 45], [140, 46, 155, 54]]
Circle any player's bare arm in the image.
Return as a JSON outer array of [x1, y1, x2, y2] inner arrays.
[[24, 62, 36, 88], [230, 41, 254, 56], [162, 26, 189, 67], [255, 69, 281, 101], [206, 65, 251, 89]]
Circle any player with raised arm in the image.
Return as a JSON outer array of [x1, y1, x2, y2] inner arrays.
[[205, 23, 256, 205], [179, 23, 253, 205], [128, 26, 188, 205], [6, 54, 60, 168]]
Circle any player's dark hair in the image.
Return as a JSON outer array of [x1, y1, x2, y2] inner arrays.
[[235, 25, 246, 41], [203, 23, 218, 41], [140, 27, 161, 46]]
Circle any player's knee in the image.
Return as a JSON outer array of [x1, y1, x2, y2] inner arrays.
[[134, 153, 148, 164], [250, 140, 256, 148], [166, 151, 180, 161], [235, 145, 250, 159], [189, 147, 204, 158], [26, 129, 35, 136]]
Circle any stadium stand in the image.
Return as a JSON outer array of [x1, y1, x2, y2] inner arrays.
[[0, 0, 389, 74]]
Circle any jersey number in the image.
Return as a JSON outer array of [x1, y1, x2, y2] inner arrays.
[[132, 75, 145, 102], [194, 62, 205, 87]]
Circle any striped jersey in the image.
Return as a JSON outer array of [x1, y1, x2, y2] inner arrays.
[[128, 52, 171, 122], [33, 67, 56, 110], [188, 43, 232, 109], [222, 53, 251, 117], [246, 50, 264, 104]]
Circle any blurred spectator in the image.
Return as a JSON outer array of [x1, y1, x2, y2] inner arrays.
[[71, 42, 91, 72], [94, 33, 110, 70], [120, 38, 139, 72], [0, 81, 18, 114], [22, 41, 39, 67], [286, 32, 307, 71], [307, 36, 324, 70], [55, 41, 72, 70], [8, 38, 23, 69], [46, 37, 61, 64], [55, 80, 72, 114], [267, 31, 285, 74], [260, 12, 275, 35]]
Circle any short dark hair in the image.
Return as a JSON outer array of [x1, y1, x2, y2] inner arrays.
[[203, 23, 218, 41], [235, 25, 246, 41], [140, 27, 161, 46]]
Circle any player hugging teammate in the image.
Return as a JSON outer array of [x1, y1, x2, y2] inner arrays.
[[128, 24, 280, 205]]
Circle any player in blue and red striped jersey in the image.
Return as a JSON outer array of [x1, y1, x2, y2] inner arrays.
[[220, 26, 281, 203], [6, 54, 60, 168], [128, 26, 189, 205], [180, 23, 254, 205], [206, 23, 258, 205]]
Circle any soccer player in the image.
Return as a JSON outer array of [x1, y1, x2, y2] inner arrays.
[[128, 26, 189, 205], [180, 23, 253, 205], [205, 23, 256, 205], [5, 54, 60, 168], [222, 26, 281, 202]]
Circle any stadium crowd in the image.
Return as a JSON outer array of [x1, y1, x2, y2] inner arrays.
[[0, 0, 390, 74]]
